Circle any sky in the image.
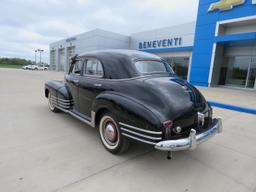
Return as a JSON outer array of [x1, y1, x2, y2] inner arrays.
[[0, 0, 199, 63]]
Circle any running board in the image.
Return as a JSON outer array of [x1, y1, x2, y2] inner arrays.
[[58, 107, 95, 128]]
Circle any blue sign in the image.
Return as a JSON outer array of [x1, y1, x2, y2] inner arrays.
[[139, 37, 182, 50], [190, 0, 256, 87]]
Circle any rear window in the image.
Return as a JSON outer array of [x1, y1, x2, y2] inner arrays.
[[134, 60, 174, 74]]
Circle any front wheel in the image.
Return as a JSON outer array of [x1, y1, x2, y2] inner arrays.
[[99, 113, 130, 154], [48, 92, 60, 113]]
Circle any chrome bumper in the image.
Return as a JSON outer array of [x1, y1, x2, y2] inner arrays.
[[155, 118, 222, 151]]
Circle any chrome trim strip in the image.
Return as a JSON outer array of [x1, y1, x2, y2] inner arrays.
[[155, 118, 222, 152], [51, 100, 72, 107], [119, 122, 162, 135], [51, 100, 70, 109], [50, 96, 73, 103], [56, 98, 72, 103], [121, 133, 157, 145], [121, 127, 162, 140], [50, 98, 70, 105]]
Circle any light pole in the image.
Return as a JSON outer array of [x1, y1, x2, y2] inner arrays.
[[34, 50, 37, 64], [37, 49, 44, 65]]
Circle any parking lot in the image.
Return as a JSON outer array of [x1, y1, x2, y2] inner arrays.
[[0, 69, 256, 192]]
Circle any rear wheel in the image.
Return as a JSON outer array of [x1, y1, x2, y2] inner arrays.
[[99, 113, 130, 154], [48, 92, 60, 113]]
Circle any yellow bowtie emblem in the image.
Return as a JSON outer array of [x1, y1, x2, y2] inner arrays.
[[208, 0, 245, 11]]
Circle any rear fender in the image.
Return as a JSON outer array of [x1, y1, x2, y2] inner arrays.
[[92, 92, 164, 131]]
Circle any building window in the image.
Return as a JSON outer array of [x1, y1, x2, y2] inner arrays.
[[219, 56, 256, 89]]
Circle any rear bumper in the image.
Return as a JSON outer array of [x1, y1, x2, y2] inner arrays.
[[155, 118, 222, 151]]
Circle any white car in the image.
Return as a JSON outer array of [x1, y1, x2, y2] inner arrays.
[[33, 65, 48, 70], [22, 65, 33, 70], [22, 64, 49, 70]]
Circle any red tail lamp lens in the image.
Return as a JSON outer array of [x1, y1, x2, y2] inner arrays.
[[163, 120, 173, 127]]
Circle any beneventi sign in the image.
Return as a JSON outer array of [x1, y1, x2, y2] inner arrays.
[[139, 37, 182, 50]]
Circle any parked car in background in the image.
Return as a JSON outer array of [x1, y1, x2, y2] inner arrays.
[[44, 50, 222, 159], [22, 64, 48, 70], [36, 64, 48, 70], [22, 65, 32, 70]]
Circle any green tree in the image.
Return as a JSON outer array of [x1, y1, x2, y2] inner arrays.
[[0, 58, 33, 68]]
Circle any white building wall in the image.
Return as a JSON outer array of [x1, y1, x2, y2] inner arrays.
[[49, 23, 196, 71], [50, 29, 130, 71], [130, 22, 196, 50]]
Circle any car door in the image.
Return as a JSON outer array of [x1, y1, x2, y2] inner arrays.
[[78, 58, 105, 117], [65, 59, 84, 112]]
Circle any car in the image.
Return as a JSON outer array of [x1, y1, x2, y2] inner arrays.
[[22, 65, 32, 70], [37, 65, 48, 70], [22, 64, 48, 70], [30, 65, 38, 70], [44, 49, 222, 159], [22, 64, 37, 70], [30, 64, 48, 70]]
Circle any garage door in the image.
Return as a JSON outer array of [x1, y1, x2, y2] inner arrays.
[[59, 49, 65, 71]]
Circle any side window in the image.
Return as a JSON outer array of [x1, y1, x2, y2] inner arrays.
[[84, 59, 104, 77], [97, 62, 103, 76], [72, 60, 83, 75], [85, 59, 97, 75]]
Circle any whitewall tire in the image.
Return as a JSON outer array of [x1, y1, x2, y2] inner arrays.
[[99, 113, 129, 154]]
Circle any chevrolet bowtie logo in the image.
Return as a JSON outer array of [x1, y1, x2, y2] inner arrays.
[[208, 0, 245, 12]]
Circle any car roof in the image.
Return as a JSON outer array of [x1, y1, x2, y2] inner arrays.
[[78, 49, 161, 61], [77, 49, 163, 79]]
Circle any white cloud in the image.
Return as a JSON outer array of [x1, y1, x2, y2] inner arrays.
[[90, 7, 126, 25], [0, 0, 199, 62]]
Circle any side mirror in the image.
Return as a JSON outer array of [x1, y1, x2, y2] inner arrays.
[[70, 54, 78, 65]]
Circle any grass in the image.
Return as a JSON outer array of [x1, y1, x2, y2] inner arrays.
[[0, 64, 22, 69]]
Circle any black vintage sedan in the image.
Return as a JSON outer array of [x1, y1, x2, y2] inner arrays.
[[45, 50, 222, 158]]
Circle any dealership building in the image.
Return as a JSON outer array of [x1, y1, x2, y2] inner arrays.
[[50, 0, 256, 90]]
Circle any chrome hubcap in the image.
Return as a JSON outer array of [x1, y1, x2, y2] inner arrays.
[[104, 122, 118, 144], [105, 123, 117, 142], [100, 116, 120, 149]]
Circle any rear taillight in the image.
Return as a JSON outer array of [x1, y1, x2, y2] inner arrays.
[[163, 120, 173, 127]]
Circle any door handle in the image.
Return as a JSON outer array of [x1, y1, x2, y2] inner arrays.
[[93, 83, 102, 87]]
